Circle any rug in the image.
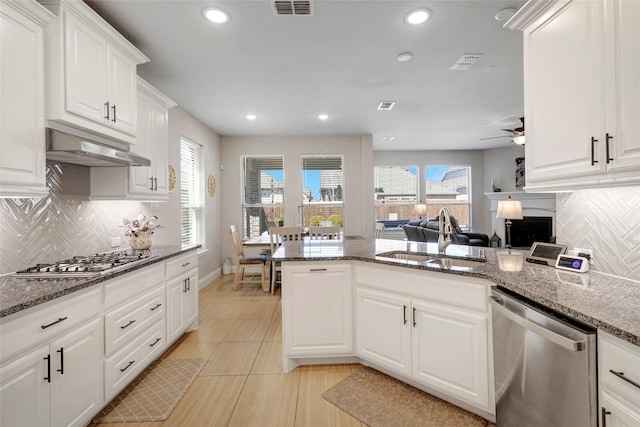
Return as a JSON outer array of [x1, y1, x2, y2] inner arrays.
[[93, 358, 206, 423], [322, 367, 495, 427]]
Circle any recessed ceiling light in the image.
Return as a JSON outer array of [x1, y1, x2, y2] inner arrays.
[[494, 8, 517, 21], [404, 8, 431, 25], [203, 7, 230, 24], [246, 114, 256, 121], [318, 114, 329, 120], [396, 52, 413, 62]]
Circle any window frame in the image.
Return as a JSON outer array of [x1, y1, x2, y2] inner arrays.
[[301, 155, 344, 227], [180, 137, 204, 249], [424, 164, 472, 229], [373, 165, 419, 223]]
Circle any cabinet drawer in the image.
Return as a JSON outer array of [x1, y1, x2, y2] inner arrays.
[[0, 287, 101, 361], [104, 320, 165, 400], [166, 252, 198, 280], [599, 332, 640, 401], [104, 263, 164, 309], [104, 285, 165, 355]]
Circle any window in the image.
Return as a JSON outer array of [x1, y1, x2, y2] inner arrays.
[[180, 138, 203, 248], [241, 156, 284, 238], [374, 166, 418, 222], [301, 156, 343, 227], [424, 165, 471, 228]]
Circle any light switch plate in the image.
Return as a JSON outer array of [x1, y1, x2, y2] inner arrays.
[[111, 237, 121, 248]]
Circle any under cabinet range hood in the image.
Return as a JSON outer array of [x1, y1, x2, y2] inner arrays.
[[45, 128, 150, 167]]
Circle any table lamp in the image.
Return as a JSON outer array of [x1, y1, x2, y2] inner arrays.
[[496, 196, 523, 249], [414, 203, 427, 220]]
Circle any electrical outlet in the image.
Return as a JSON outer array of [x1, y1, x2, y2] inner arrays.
[[574, 247, 593, 263], [110, 237, 121, 248]]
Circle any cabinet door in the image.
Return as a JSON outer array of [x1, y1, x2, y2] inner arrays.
[[151, 102, 169, 194], [605, 0, 640, 173], [185, 270, 199, 327], [64, 12, 108, 125], [49, 317, 103, 427], [524, 0, 606, 184], [356, 287, 411, 376], [411, 299, 490, 411], [0, 345, 50, 427], [166, 276, 186, 343], [129, 95, 153, 194], [0, 2, 48, 197], [107, 46, 137, 136], [601, 391, 640, 427], [282, 264, 353, 356]]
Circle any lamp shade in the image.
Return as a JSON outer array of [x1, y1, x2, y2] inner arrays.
[[498, 251, 524, 271], [414, 203, 427, 215], [496, 196, 523, 220]]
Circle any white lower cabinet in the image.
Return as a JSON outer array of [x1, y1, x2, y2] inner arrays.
[[166, 252, 199, 344], [282, 263, 353, 358], [0, 317, 103, 427], [354, 263, 493, 416], [599, 331, 640, 427]]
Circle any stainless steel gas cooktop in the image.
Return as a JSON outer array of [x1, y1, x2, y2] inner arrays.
[[12, 250, 157, 278]]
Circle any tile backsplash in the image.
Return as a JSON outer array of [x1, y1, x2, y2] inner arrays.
[[556, 186, 640, 282], [0, 162, 153, 274]]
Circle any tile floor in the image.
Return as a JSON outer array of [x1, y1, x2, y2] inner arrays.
[[91, 274, 364, 427]]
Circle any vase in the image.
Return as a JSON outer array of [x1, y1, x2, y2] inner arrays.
[[128, 230, 152, 250]]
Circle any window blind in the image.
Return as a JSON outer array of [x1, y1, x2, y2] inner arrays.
[[181, 139, 202, 248]]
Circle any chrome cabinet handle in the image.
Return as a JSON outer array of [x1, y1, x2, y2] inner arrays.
[[111, 104, 117, 123], [591, 137, 599, 166], [120, 360, 135, 373], [41, 317, 68, 329], [606, 133, 613, 163], [120, 320, 136, 330], [56, 347, 64, 375], [104, 101, 110, 120], [609, 369, 640, 390]]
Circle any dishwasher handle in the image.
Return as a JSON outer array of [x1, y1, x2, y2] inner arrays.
[[489, 296, 585, 352]]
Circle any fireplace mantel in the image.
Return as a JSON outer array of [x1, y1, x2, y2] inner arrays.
[[484, 192, 556, 246]]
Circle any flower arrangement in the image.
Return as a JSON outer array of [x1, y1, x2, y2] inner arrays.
[[122, 214, 161, 250]]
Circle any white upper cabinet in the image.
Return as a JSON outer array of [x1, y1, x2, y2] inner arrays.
[[40, 0, 148, 145], [507, 0, 640, 191], [0, 0, 54, 198]]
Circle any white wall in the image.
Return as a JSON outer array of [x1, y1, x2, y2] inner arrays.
[[220, 135, 374, 261], [154, 106, 222, 287], [373, 150, 488, 233]]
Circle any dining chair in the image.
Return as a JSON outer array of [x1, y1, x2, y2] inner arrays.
[[308, 226, 342, 240], [268, 226, 302, 294], [375, 222, 385, 238], [229, 225, 267, 291]]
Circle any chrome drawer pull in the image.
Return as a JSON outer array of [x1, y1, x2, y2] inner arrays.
[[609, 369, 640, 390], [120, 360, 135, 373], [150, 303, 162, 311], [120, 320, 136, 330], [150, 338, 161, 347], [41, 317, 68, 329]]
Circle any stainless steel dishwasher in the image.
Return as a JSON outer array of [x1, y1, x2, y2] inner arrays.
[[490, 287, 597, 427]]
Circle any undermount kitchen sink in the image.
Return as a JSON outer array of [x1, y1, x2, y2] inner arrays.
[[376, 251, 486, 269]]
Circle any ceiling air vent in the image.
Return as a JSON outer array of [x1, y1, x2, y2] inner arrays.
[[272, 1, 314, 16], [377, 101, 396, 111], [449, 54, 483, 71]]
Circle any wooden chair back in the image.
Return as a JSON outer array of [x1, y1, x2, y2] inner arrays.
[[229, 225, 245, 260], [308, 226, 342, 240], [275, 226, 303, 242]]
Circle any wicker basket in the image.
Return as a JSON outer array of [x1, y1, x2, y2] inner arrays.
[[128, 230, 152, 250]]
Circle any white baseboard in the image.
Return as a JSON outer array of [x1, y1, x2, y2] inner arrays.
[[199, 268, 221, 290]]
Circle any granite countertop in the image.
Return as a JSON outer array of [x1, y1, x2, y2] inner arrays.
[[273, 238, 640, 347], [0, 244, 200, 318]]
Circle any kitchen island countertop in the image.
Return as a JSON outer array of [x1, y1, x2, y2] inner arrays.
[[273, 238, 640, 347], [0, 244, 200, 318]]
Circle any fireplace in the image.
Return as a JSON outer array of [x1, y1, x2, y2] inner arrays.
[[508, 216, 553, 248]]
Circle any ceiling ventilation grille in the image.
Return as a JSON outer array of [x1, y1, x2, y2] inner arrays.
[[272, 1, 314, 16], [449, 54, 483, 71], [377, 101, 396, 111]]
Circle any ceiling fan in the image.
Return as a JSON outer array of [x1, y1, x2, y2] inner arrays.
[[480, 117, 525, 144]]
